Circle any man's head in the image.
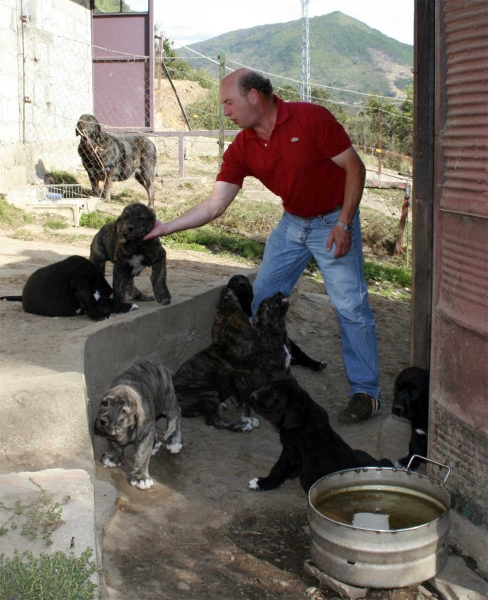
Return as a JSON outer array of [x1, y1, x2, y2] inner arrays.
[[219, 68, 273, 129]]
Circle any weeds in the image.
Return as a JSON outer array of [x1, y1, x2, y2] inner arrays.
[[46, 170, 78, 185], [11, 229, 34, 241], [0, 549, 98, 600], [43, 219, 70, 230], [0, 479, 70, 547], [0, 197, 32, 228], [80, 212, 116, 229]]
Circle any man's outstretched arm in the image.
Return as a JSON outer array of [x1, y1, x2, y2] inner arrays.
[[144, 181, 241, 240]]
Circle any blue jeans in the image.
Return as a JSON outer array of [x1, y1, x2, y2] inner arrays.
[[251, 209, 380, 400]]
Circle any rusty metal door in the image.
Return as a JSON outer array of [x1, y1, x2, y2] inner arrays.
[[431, 0, 488, 530], [92, 0, 154, 130]]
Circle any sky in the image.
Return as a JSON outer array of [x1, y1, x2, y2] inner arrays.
[[154, 0, 414, 48]]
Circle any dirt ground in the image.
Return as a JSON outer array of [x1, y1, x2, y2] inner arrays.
[[0, 216, 441, 599], [0, 90, 429, 597]]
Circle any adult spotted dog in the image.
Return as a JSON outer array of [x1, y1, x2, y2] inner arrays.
[[76, 113, 157, 206]]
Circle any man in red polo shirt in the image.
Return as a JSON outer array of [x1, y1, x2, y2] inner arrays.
[[145, 68, 381, 423]]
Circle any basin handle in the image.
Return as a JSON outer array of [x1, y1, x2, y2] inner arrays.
[[407, 455, 451, 485]]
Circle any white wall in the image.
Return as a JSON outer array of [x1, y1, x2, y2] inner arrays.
[[0, 0, 92, 192]]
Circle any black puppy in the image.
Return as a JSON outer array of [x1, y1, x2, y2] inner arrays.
[[90, 202, 171, 305], [0, 255, 136, 321], [249, 376, 393, 493], [173, 289, 291, 432], [392, 366, 430, 469], [76, 113, 157, 206], [227, 274, 326, 371]]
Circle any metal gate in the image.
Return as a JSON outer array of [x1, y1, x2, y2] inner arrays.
[[92, 0, 154, 131]]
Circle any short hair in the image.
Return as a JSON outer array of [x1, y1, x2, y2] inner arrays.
[[237, 71, 273, 99]]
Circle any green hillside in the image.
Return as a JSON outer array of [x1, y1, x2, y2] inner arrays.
[[176, 11, 413, 101]]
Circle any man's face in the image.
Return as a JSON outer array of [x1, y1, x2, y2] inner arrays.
[[219, 78, 258, 129]]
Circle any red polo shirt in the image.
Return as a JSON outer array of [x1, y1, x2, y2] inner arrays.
[[216, 96, 352, 218]]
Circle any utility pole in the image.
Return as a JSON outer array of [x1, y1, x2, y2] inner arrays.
[[301, 0, 311, 102]]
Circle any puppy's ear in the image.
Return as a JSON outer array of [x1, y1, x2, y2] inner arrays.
[[283, 393, 304, 429]]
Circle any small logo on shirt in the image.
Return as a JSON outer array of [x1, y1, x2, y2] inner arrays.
[[291, 137, 299, 142]]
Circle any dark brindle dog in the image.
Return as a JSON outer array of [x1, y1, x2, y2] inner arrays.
[[249, 376, 393, 493], [227, 274, 326, 371], [392, 366, 430, 470], [173, 288, 291, 432], [90, 202, 171, 305], [76, 113, 157, 206], [0, 255, 136, 321], [94, 358, 182, 490]]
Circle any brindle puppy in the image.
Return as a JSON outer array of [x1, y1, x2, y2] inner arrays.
[[94, 358, 182, 490], [90, 202, 171, 305], [76, 113, 157, 206], [173, 289, 291, 432], [227, 274, 327, 371]]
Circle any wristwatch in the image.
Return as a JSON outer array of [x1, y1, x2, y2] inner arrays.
[[337, 220, 353, 234]]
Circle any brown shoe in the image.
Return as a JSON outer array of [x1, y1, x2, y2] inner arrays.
[[337, 393, 381, 424]]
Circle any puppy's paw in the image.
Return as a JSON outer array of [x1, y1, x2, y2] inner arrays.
[[139, 293, 155, 302], [130, 475, 154, 490], [130, 303, 139, 311], [151, 440, 163, 456], [101, 454, 121, 468], [166, 442, 183, 454], [249, 477, 262, 490], [157, 296, 171, 306], [242, 416, 259, 431]]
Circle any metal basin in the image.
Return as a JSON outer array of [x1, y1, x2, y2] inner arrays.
[[308, 457, 451, 588]]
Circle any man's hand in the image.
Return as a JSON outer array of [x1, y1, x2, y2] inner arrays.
[[326, 224, 352, 258], [143, 220, 170, 241]]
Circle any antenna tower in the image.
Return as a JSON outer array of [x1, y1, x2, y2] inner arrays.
[[300, 0, 311, 102]]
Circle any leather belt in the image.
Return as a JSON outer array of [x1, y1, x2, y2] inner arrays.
[[296, 204, 343, 220]]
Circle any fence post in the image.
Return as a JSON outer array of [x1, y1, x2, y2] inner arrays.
[[218, 52, 226, 165], [378, 109, 383, 177]]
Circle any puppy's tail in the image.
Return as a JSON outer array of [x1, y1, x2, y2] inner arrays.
[[0, 296, 22, 302]]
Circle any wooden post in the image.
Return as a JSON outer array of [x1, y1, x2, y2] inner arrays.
[[394, 185, 411, 256], [378, 109, 383, 177], [157, 36, 162, 113], [218, 52, 226, 165], [178, 135, 184, 178]]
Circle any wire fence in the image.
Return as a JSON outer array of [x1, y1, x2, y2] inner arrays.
[[0, 7, 412, 251]]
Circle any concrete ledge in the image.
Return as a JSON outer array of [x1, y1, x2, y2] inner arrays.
[[0, 283, 224, 596]]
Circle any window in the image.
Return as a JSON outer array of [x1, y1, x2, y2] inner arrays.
[[94, 0, 149, 14]]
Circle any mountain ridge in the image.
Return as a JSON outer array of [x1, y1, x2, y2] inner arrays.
[[176, 11, 413, 101]]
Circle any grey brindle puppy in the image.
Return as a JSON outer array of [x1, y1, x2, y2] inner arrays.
[[90, 202, 171, 305], [94, 358, 182, 490]]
